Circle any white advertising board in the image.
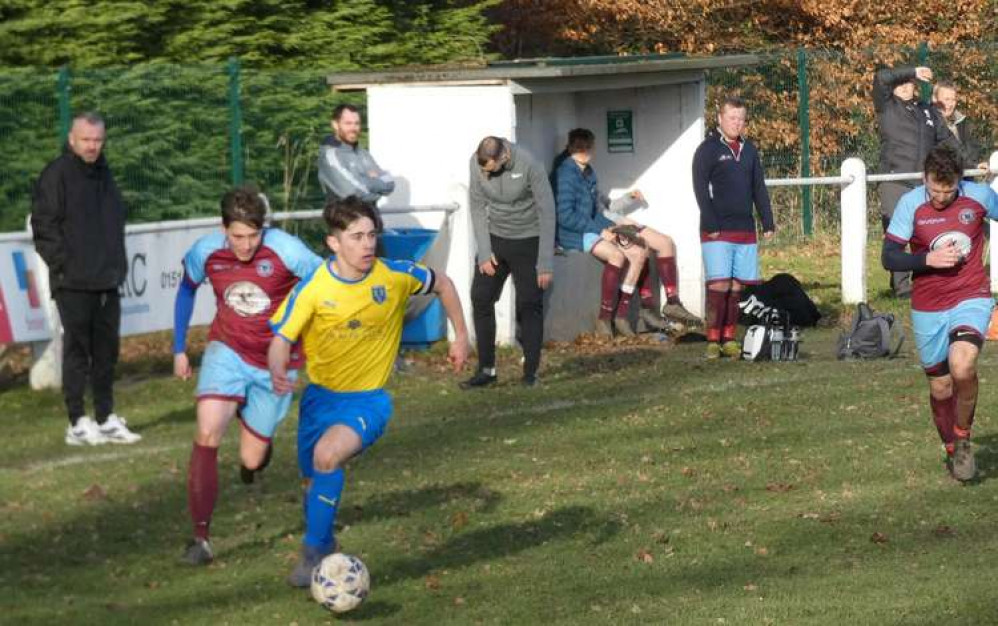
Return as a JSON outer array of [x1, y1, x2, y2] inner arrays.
[[0, 239, 52, 343], [118, 226, 218, 337]]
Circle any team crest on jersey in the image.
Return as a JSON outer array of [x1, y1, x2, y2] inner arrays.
[[256, 259, 274, 277], [371, 285, 387, 304], [348, 319, 362, 330], [959, 208, 975, 225]]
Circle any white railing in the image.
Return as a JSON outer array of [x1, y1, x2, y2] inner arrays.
[[764, 151, 998, 305], [3, 202, 464, 390]]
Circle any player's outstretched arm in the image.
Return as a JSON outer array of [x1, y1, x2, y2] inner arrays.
[[267, 336, 295, 395], [432, 272, 470, 373]]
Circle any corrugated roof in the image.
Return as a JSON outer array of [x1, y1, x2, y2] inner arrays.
[[326, 53, 760, 91]]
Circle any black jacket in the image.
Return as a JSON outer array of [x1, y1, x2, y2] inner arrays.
[[30, 147, 128, 292], [692, 129, 774, 234], [873, 67, 961, 178]]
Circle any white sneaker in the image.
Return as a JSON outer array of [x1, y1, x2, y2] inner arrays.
[[65, 416, 108, 446], [98, 414, 142, 444]]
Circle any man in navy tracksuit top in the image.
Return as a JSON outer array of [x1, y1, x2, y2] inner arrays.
[[692, 96, 775, 360]]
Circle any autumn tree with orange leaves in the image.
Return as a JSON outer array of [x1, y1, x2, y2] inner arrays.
[[491, 1, 998, 230]]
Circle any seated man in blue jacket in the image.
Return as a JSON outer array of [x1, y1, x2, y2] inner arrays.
[[552, 128, 699, 337]]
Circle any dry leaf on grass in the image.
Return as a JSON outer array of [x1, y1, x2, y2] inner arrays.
[[82, 484, 107, 501]]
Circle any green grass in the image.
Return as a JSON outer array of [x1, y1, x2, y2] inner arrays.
[[4, 239, 998, 625]]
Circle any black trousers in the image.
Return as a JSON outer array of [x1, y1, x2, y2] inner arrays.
[[55, 288, 120, 424], [471, 235, 544, 378], [878, 181, 913, 296]]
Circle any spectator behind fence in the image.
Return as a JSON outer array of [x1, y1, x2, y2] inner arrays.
[[692, 95, 775, 361], [30, 111, 141, 446], [551, 128, 700, 338], [932, 81, 986, 174], [873, 65, 959, 298], [462, 136, 555, 389], [317, 104, 395, 204]]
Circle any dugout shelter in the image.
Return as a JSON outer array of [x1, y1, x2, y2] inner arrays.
[[327, 53, 760, 343]]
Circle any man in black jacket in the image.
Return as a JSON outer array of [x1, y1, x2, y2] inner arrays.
[[31, 112, 140, 446], [873, 65, 959, 297]]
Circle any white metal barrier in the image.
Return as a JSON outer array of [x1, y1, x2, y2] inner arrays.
[[1, 203, 461, 390], [6, 151, 998, 391], [764, 150, 998, 306]]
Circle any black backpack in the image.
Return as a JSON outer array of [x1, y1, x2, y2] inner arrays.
[[836, 303, 904, 360]]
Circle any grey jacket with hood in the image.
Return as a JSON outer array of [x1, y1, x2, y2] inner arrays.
[[468, 140, 556, 273], [317, 135, 395, 203]]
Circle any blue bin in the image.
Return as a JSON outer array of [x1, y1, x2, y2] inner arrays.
[[380, 228, 446, 349]]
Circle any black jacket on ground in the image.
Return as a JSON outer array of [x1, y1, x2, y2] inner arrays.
[[873, 67, 961, 177], [31, 147, 128, 292]]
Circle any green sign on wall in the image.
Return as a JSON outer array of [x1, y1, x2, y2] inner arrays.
[[607, 110, 634, 153]]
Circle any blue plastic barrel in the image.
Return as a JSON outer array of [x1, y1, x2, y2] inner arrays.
[[380, 228, 446, 348]]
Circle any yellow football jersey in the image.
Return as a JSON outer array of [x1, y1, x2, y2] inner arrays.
[[270, 258, 434, 391]]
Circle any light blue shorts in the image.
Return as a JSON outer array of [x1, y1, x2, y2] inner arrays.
[[911, 298, 993, 371], [297, 384, 393, 478], [582, 232, 602, 254], [196, 341, 297, 440], [702, 240, 760, 284]]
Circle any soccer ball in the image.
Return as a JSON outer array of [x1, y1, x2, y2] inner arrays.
[[310, 553, 370, 613], [930, 230, 972, 261]]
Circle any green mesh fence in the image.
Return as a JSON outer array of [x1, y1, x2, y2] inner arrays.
[[704, 42, 998, 243], [1, 43, 997, 237]]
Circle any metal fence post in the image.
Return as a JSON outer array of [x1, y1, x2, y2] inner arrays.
[[228, 57, 244, 185], [57, 66, 71, 144], [916, 41, 930, 102], [840, 158, 867, 305], [797, 48, 812, 236]]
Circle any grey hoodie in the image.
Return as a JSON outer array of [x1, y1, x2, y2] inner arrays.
[[468, 140, 556, 273], [317, 135, 395, 203]]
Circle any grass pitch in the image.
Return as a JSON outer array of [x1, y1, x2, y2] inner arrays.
[[3, 239, 998, 625]]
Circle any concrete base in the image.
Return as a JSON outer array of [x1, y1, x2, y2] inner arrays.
[[542, 250, 606, 342]]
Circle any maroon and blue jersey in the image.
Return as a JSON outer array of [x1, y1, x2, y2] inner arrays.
[[182, 228, 322, 369], [886, 181, 998, 312]]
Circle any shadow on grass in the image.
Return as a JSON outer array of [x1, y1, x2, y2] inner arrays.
[[967, 433, 998, 485], [546, 348, 664, 381], [378, 505, 619, 585], [340, 482, 502, 525]]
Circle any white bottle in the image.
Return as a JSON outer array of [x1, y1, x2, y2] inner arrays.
[[769, 325, 784, 361]]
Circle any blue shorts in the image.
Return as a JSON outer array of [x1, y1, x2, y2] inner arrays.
[[702, 240, 760, 284], [582, 232, 602, 253], [297, 384, 393, 478], [196, 341, 296, 440], [911, 298, 993, 372]]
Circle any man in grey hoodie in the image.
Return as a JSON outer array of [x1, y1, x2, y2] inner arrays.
[[317, 104, 395, 204], [461, 137, 556, 389]]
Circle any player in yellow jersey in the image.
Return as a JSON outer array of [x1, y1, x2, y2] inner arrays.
[[268, 196, 470, 587]]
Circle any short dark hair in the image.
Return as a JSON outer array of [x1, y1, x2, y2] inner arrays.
[[475, 136, 507, 167], [72, 111, 105, 127], [566, 128, 595, 154], [923, 146, 963, 184], [323, 196, 382, 234], [719, 95, 747, 114], [220, 185, 267, 229], [332, 104, 360, 122]]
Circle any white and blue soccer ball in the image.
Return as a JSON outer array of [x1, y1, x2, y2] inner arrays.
[[310, 553, 371, 613], [930, 230, 972, 261]]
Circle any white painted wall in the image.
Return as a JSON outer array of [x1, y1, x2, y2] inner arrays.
[[364, 78, 710, 348], [367, 84, 518, 345], [512, 82, 707, 318]]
